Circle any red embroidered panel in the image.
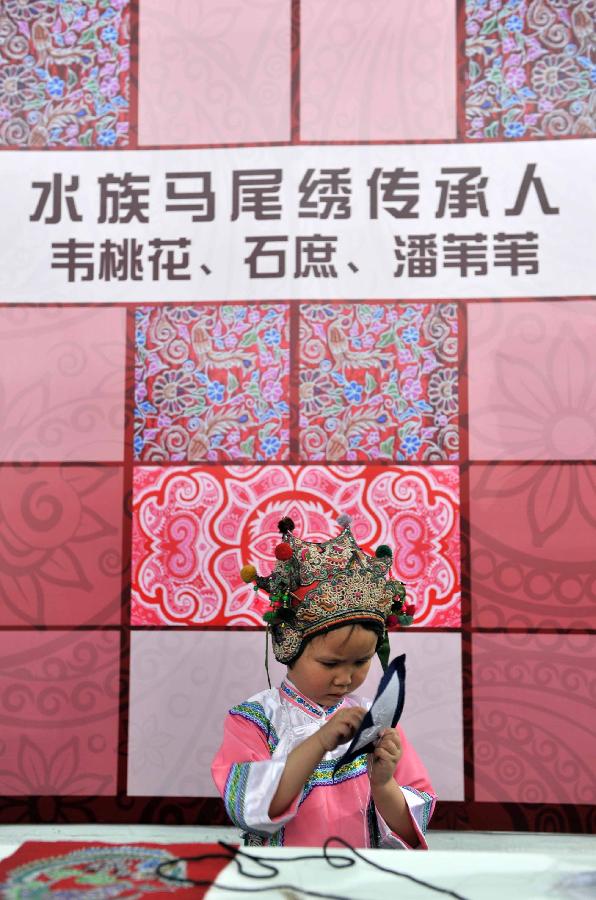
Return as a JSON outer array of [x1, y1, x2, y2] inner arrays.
[[131, 464, 460, 627]]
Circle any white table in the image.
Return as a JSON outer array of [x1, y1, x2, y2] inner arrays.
[[0, 828, 594, 899]]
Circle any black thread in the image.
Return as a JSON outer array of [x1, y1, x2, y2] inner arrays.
[[155, 837, 470, 900]]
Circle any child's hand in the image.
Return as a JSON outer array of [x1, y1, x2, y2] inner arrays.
[[367, 728, 402, 787], [316, 707, 366, 753]]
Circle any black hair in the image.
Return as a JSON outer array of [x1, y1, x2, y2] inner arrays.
[[286, 620, 383, 668]]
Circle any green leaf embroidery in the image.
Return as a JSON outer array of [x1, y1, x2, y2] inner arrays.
[[379, 437, 395, 457], [258, 422, 277, 441], [365, 373, 377, 393], [377, 329, 395, 348], [240, 437, 255, 455], [480, 16, 498, 35], [239, 330, 258, 347]]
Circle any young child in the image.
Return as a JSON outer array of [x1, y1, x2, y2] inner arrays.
[[211, 514, 436, 849]]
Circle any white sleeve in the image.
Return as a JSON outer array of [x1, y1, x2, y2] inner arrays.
[[211, 703, 301, 837], [376, 785, 436, 849]]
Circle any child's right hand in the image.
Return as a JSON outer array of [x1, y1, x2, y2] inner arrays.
[[316, 707, 366, 753]]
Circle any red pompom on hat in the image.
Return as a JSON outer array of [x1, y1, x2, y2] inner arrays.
[[274, 542, 293, 561], [386, 614, 399, 627], [405, 603, 416, 617]]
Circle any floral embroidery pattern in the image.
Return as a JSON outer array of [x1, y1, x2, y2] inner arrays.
[[135, 305, 290, 462], [0, 0, 130, 148], [465, 0, 595, 139], [299, 303, 458, 462], [0, 844, 191, 896]]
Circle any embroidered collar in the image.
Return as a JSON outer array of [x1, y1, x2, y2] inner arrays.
[[280, 680, 344, 719]]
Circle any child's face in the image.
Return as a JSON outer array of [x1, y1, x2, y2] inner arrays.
[[288, 625, 377, 708]]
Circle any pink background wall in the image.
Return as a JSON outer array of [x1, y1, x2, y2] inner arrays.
[[0, 631, 120, 797], [0, 0, 593, 832], [300, 0, 456, 141], [0, 307, 126, 462], [468, 301, 596, 462], [138, 0, 292, 145], [127, 631, 463, 800]]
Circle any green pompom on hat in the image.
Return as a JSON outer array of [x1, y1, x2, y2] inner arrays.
[[375, 545, 393, 559]]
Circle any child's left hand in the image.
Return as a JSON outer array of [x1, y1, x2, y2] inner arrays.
[[367, 728, 402, 787]]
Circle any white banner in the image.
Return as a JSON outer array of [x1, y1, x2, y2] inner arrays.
[[0, 140, 593, 302]]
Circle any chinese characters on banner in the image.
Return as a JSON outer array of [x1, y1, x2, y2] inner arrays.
[[0, 142, 592, 300]]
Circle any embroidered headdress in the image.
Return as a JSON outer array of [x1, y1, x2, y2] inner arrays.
[[240, 514, 415, 669]]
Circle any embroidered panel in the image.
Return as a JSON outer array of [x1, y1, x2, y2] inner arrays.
[[465, 0, 595, 140], [135, 304, 290, 463], [131, 465, 460, 628], [299, 303, 459, 462], [0, 0, 130, 148]]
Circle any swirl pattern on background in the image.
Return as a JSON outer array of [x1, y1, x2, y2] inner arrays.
[[138, 0, 291, 145], [470, 463, 596, 629], [473, 633, 596, 804], [131, 464, 460, 627], [0, 464, 124, 626], [468, 300, 596, 461], [0, 306, 126, 462], [300, 0, 456, 141], [465, 0, 595, 139], [0, 631, 120, 796]]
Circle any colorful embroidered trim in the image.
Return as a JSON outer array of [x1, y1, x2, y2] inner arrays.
[[300, 755, 368, 805], [280, 681, 343, 719], [230, 701, 279, 753], [402, 785, 437, 834], [224, 762, 252, 832]]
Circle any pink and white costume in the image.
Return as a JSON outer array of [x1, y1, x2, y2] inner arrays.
[[211, 678, 436, 849]]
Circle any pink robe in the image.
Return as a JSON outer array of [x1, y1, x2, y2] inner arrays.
[[211, 679, 436, 848]]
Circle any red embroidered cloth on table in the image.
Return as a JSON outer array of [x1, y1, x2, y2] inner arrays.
[[0, 841, 234, 898]]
